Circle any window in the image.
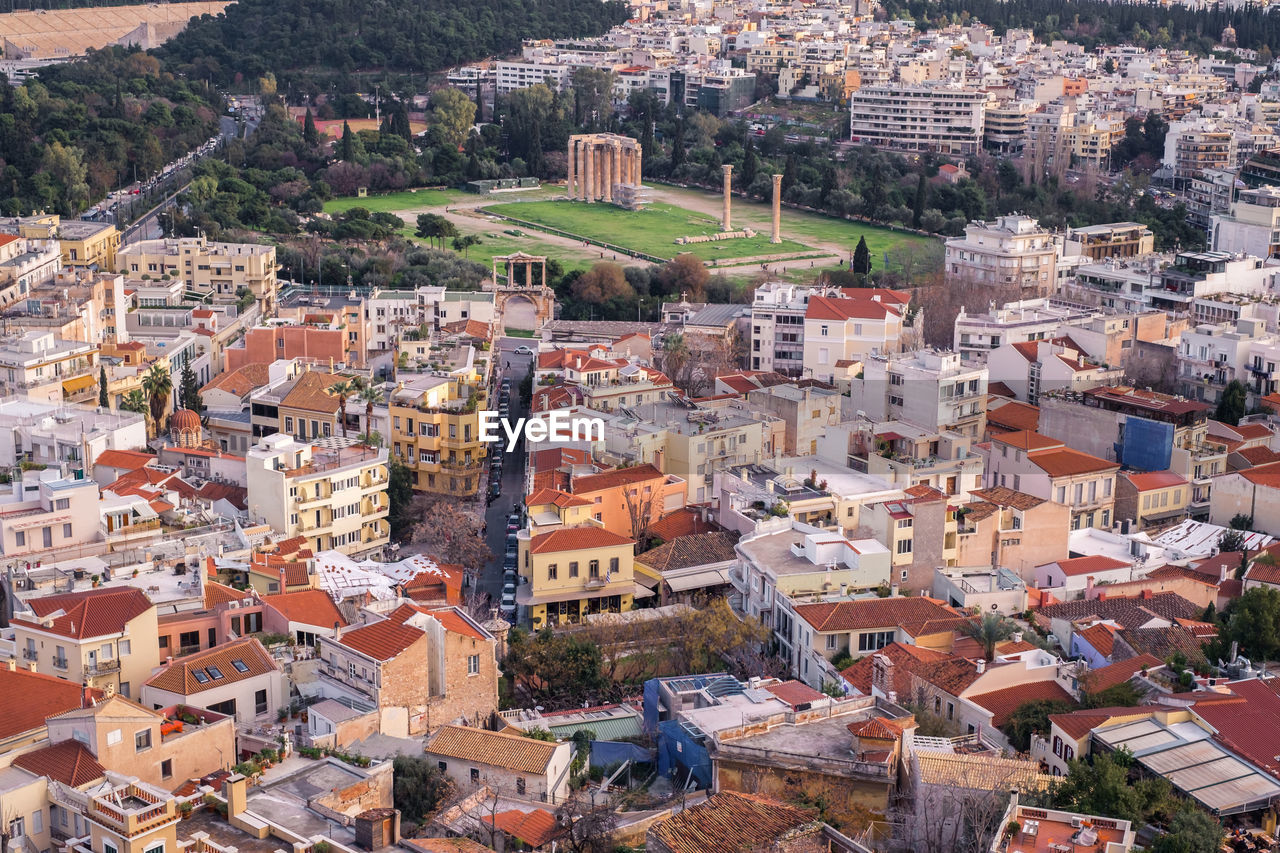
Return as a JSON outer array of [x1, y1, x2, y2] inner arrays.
[[609, 557, 619, 575], [161, 759, 173, 780], [135, 729, 151, 751], [144, 842, 164, 853], [826, 634, 838, 650], [55, 498, 69, 510], [63, 523, 72, 538], [31, 811, 41, 835], [897, 539, 913, 555], [14, 532, 22, 547], [1053, 736, 1062, 757], [207, 666, 224, 680], [103, 842, 117, 853], [516, 777, 526, 795], [255, 689, 268, 715], [857, 630, 894, 651], [946, 702, 955, 721], [348, 662, 357, 678], [470, 768, 480, 783], [232, 659, 249, 673], [107, 729, 122, 746], [468, 654, 480, 675], [120, 682, 130, 698], [547, 563, 558, 580], [119, 640, 131, 656], [589, 560, 600, 579], [569, 561, 579, 578], [8, 819, 24, 842], [438, 761, 448, 772]]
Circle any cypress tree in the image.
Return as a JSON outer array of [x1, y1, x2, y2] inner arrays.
[[852, 236, 872, 276], [670, 118, 686, 169], [303, 109, 319, 146], [98, 365, 109, 409], [340, 121, 355, 161], [912, 174, 927, 228]]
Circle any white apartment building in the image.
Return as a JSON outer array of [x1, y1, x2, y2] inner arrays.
[[0, 234, 61, 308], [1178, 316, 1280, 406], [494, 58, 576, 94], [953, 298, 1096, 363], [1212, 185, 1280, 260], [749, 281, 826, 375], [1164, 119, 1237, 189], [802, 293, 906, 380], [847, 349, 988, 438], [0, 331, 99, 404], [0, 398, 147, 469], [1151, 251, 1276, 314], [849, 82, 992, 155], [245, 434, 391, 557], [365, 287, 497, 352], [944, 215, 1057, 293]]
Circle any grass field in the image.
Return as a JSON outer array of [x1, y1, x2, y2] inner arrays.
[[482, 200, 813, 261], [324, 188, 465, 215]]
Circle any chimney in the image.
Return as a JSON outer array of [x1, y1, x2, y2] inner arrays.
[[224, 774, 248, 818], [871, 653, 896, 702], [976, 659, 986, 674], [4, 660, 13, 672], [1010, 631, 1023, 644], [334, 621, 342, 641], [24, 661, 36, 673], [1140, 588, 1153, 600]]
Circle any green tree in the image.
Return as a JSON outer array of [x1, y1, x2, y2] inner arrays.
[[1225, 586, 1280, 661], [120, 390, 148, 416], [670, 118, 686, 169], [502, 627, 608, 706], [141, 363, 173, 433], [1150, 808, 1224, 853], [1229, 513, 1254, 531], [1215, 379, 1248, 425], [98, 365, 109, 409], [959, 612, 1015, 662], [355, 380, 384, 436], [1049, 750, 1174, 825], [1002, 698, 1075, 751], [339, 120, 356, 162], [303, 109, 319, 146], [431, 87, 477, 150], [1218, 528, 1246, 553], [178, 360, 202, 414], [327, 379, 356, 438], [570, 67, 614, 129], [391, 755, 456, 823], [911, 174, 927, 228], [41, 141, 90, 214], [1083, 681, 1145, 709], [741, 136, 757, 186], [450, 234, 481, 257], [386, 458, 416, 541], [852, 235, 872, 275]]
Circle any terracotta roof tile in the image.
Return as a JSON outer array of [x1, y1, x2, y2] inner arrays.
[[204, 581, 250, 609], [337, 618, 424, 661], [145, 637, 278, 695], [200, 363, 271, 398], [847, 716, 907, 740], [1049, 706, 1163, 741], [635, 531, 738, 572], [1193, 679, 1280, 777], [841, 642, 957, 697], [968, 681, 1077, 727], [279, 370, 343, 415], [1121, 626, 1208, 665], [1124, 471, 1189, 491], [1050, 555, 1131, 577], [92, 449, 156, 471], [13, 739, 105, 787], [1075, 622, 1119, 658], [15, 587, 152, 639], [987, 401, 1040, 433], [571, 463, 665, 494], [530, 526, 633, 554], [483, 809, 562, 847], [1028, 447, 1119, 478], [648, 791, 817, 853], [794, 597, 965, 635], [1038, 592, 1201, 631], [1081, 654, 1163, 693], [646, 508, 715, 540], [426, 724, 560, 775], [525, 488, 592, 509], [262, 589, 347, 628], [0, 667, 98, 739], [968, 486, 1046, 511], [805, 294, 901, 321], [991, 430, 1063, 452], [762, 680, 825, 708]]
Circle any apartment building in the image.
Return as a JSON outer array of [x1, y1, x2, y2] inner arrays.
[[568, 463, 687, 539], [0, 330, 99, 404], [802, 293, 907, 380], [954, 486, 1072, 583], [0, 233, 61, 308], [117, 236, 278, 312], [749, 281, 821, 375], [245, 434, 390, 557], [1212, 185, 1280, 260], [982, 430, 1119, 531], [0, 398, 147, 470], [944, 214, 1057, 294], [9, 586, 159, 698], [984, 100, 1035, 153], [1, 214, 121, 271], [863, 485, 958, 594], [953, 298, 1095, 364], [850, 83, 991, 155], [1179, 316, 1276, 406], [1164, 122, 1236, 189], [388, 373, 487, 498], [14, 269, 131, 348], [517, 526, 638, 628], [1152, 251, 1274, 315], [987, 338, 1122, 405], [140, 636, 285, 724], [847, 349, 988, 438], [0, 469, 100, 559], [1066, 223, 1156, 261], [1115, 471, 1191, 531]]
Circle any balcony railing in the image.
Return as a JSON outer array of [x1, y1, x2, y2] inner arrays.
[[21, 648, 36, 661], [85, 659, 121, 677]]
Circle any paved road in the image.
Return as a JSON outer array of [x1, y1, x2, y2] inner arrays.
[[478, 339, 536, 608]]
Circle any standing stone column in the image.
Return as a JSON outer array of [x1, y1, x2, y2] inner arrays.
[[604, 142, 616, 203], [585, 141, 595, 203], [721, 164, 734, 232], [771, 173, 783, 244], [577, 142, 587, 200], [566, 138, 577, 199], [634, 148, 642, 186]]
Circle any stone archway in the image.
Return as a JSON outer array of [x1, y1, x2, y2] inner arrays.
[[487, 252, 555, 333], [502, 294, 539, 333]]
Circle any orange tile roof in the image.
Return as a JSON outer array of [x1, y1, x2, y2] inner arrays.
[[525, 487, 592, 508], [1082, 654, 1163, 694], [762, 679, 825, 708], [280, 370, 343, 415], [987, 401, 1040, 433], [841, 641, 956, 696], [1075, 622, 1119, 658], [1124, 470, 1189, 491], [483, 809, 562, 847], [16, 587, 152, 639], [0, 667, 98, 739], [648, 791, 817, 853], [794, 597, 965, 635], [92, 449, 156, 471], [337, 619, 424, 661], [13, 739, 105, 787], [968, 486, 1046, 511], [530, 526, 634, 554], [847, 716, 907, 740], [425, 607, 488, 642], [402, 840, 491, 853], [1028, 447, 1119, 478], [1241, 461, 1280, 488], [200, 363, 271, 398], [968, 680, 1077, 727], [426, 724, 561, 774], [805, 294, 900, 321], [1049, 705, 1164, 740], [262, 589, 347, 628], [572, 463, 665, 494], [647, 508, 713, 540], [145, 637, 278, 695], [992, 430, 1063, 452], [1051, 555, 1130, 577], [204, 581, 249, 608]]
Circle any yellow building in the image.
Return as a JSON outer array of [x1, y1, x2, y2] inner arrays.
[[245, 434, 390, 557], [6, 214, 121, 271], [116, 236, 278, 312], [1116, 470, 1190, 531], [388, 373, 487, 497], [85, 778, 180, 853], [517, 526, 640, 628], [9, 586, 160, 700]]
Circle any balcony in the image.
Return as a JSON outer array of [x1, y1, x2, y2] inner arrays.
[[85, 659, 121, 677], [584, 574, 611, 590], [21, 648, 37, 661], [53, 657, 68, 670]]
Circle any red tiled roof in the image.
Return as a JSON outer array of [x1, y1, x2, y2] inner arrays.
[[1075, 622, 1119, 657], [1049, 706, 1163, 740], [424, 607, 487, 642], [763, 679, 825, 708], [1082, 654, 1163, 694], [482, 810, 562, 847], [1192, 679, 1280, 777], [1029, 447, 1119, 478], [92, 449, 156, 471], [572, 463, 665, 494], [0, 668, 99, 740], [988, 382, 1017, 398], [647, 508, 713, 540], [338, 619, 424, 661], [13, 739, 105, 787], [1051, 555, 1131, 577], [806, 294, 900, 321], [847, 716, 907, 740], [647, 791, 817, 853], [987, 401, 1040, 433], [1124, 471, 1189, 491], [204, 581, 249, 608], [200, 363, 271, 398], [145, 637, 278, 695], [262, 590, 347, 628], [794, 597, 965, 635], [16, 587, 152, 639], [1240, 461, 1280, 488], [968, 681, 1077, 727], [530, 526, 634, 554], [525, 487, 591, 508], [840, 642, 957, 697], [1237, 446, 1280, 467], [991, 430, 1063, 452]]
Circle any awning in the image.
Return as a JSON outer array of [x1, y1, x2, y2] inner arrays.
[[664, 567, 731, 593], [62, 374, 95, 395], [876, 431, 904, 441]]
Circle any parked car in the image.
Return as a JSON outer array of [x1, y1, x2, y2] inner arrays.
[[514, 345, 533, 355], [501, 592, 516, 614]]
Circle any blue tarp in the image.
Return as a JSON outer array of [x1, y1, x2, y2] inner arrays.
[[1120, 416, 1174, 472], [590, 740, 653, 769]]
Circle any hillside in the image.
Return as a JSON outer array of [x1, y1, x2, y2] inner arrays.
[[155, 0, 630, 86]]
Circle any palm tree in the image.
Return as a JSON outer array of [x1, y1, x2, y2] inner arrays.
[[356, 381, 384, 442], [327, 379, 355, 438], [960, 612, 1015, 663], [120, 389, 148, 416], [141, 364, 173, 433], [661, 332, 689, 386]]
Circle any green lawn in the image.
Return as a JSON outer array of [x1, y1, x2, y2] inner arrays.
[[481, 199, 813, 261], [397, 219, 599, 275], [324, 188, 465, 215]]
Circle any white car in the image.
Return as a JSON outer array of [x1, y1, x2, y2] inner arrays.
[[500, 592, 516, 614], [513, 345, 533, 355]]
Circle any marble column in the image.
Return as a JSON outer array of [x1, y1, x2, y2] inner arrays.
[[585, 142, 595, 203], [566, 139, 577, 199], [603, 143, 616, 203], [577, 142, 587, 200], [771, 173, 783, 244], [721, 164, 733, 232]]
